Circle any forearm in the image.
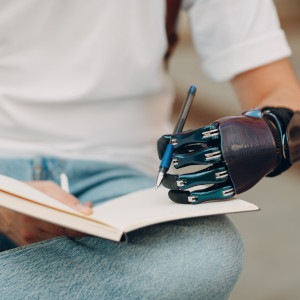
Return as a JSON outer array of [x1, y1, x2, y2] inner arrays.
[[231, 58, 300, 111], [232, 58, 300, 167]]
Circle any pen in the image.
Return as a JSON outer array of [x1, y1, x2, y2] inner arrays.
[[155, 85, 197, 190], [60, 172, 70, 193]]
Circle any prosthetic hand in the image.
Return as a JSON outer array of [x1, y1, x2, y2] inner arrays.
[[157, 108, 300, 204]]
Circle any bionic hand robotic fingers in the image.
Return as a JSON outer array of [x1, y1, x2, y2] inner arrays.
[[157, 108, 300, 204]]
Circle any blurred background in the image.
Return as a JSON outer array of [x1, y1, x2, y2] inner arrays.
[[168, 1, 300, 299]]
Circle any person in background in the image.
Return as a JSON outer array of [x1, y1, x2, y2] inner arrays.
[[0, 1, 299, 299]]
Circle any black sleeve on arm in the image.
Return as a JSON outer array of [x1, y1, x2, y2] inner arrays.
[[262, 107, 294, 177]]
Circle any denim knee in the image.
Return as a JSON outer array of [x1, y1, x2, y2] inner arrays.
[[0, 216, 243, 300], [123, 215, 243, 300]]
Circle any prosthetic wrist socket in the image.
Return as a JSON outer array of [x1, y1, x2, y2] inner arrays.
[[262, 107, 300, 177]]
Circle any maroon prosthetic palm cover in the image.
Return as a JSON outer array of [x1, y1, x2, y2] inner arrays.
[[217, 115, 277, 194]]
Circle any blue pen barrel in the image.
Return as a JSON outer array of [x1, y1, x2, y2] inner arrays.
[[159, 143, 174, 170], [155, 85, 197, 189]]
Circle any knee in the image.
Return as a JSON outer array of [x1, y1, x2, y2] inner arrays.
[[129, 215, 243, 300], [183, 216, 244, 299]]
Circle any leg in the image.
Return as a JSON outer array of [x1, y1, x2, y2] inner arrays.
[[0, 216, 242, 300], [0, 158, 243, 299]]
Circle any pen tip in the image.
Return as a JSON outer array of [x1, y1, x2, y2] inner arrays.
[[155, 168, 165, 190], [155, 176, 163, 190]]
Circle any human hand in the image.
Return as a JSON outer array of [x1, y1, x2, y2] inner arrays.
[[0, 180, 93, 246], [157, 109, 288, 204]]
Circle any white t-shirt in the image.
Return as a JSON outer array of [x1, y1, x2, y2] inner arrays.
[[0, 0, 291, 175]]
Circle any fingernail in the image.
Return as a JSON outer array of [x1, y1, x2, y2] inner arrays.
[[76, 203, 93, 214]]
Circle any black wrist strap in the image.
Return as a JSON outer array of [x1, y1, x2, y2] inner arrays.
[[262, 107, 294, 177]]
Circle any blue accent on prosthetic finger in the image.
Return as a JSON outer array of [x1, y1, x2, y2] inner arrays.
[[159, 144, 174, 170], [243, 109, 263, 119], [189, 85, 197, 95]]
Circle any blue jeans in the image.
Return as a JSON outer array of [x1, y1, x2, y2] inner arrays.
[[0, 158, 243, 300]]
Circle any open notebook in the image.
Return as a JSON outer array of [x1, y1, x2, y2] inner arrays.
[[0, 174, 259, 241]]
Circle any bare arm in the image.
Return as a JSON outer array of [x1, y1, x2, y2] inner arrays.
[[231, 58, 300, 111]]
